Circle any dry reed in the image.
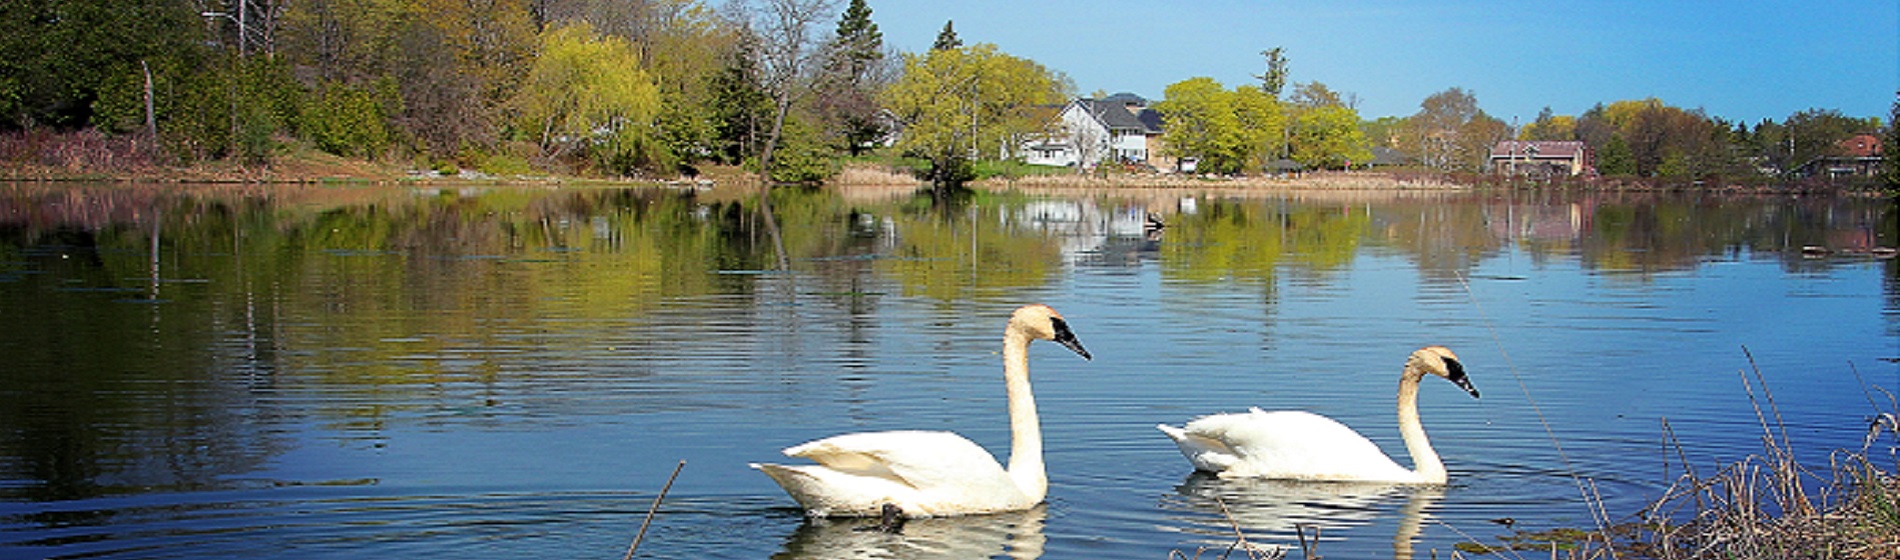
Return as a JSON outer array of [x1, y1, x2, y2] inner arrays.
[[1617, 355, 1900, 559], [1461, 356, 1900, 560]]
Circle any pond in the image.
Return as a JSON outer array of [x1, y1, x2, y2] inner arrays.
[[0, 181, 1895, 559]]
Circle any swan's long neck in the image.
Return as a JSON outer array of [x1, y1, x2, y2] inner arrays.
[[1396, 370, 1447, 484], [1002, 328, 1047, 502]]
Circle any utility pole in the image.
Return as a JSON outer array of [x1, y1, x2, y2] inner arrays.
[[201, 1, 248, 56]]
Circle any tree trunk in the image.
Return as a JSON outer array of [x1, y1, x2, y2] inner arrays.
[[754, 91, 793, 271], [141, 60, 157, 139]]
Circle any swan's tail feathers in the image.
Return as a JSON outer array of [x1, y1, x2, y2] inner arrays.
[[753, 462, 913, 518], [1158, 423, 1246, 475], [1156, 423, 1188, 442]]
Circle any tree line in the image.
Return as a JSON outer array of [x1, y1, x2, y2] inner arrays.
[[2, 0, 1891, 188]]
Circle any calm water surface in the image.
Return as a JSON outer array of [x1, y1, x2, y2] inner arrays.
[[1, 182, 1895, 559]]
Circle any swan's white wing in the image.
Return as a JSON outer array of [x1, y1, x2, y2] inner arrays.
[[785, 430, 1016, 487], [1157, 423, 1247, 473], [1179, 409, 1418, 482], [755, 430, 1027, 516]]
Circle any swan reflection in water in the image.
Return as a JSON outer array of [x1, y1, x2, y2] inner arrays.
[[1162, 472, 1444, 560], [770, 506, 1046, 560]]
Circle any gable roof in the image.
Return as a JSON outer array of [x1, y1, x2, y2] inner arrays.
[[1073, 98, 1162, 134], [1839, 133, 1883, 157]]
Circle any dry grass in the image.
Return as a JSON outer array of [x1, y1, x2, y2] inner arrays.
[[1451, 357, 1900, 560], [1619, 362, 1900, 560], [0, 129, 165, 179], [831, 162, 923, 187]]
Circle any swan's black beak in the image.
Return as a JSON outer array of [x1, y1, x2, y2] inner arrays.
[[1445, 358, 1479, 398], [1049, 318, 1091, 360]]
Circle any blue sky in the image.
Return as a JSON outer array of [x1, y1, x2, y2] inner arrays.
[[865, 0, 1897, 124]]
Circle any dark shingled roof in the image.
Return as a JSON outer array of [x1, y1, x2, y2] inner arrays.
[[1075, 98, 1162, 135]]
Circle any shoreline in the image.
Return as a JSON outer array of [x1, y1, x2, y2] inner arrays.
[[4, 160, 1887, 197]]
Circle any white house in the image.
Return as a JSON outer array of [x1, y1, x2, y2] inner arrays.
[[1023, 94, 1165, 170]]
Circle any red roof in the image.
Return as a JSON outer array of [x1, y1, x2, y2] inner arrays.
[[1839, 134, 1883, 157]]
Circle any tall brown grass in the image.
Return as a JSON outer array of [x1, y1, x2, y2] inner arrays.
[[1476, 359, 1900, 559], [0, 129, 165, 178], [1622, 361, 1900, 560]]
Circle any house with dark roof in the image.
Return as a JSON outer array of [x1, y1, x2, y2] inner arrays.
[[1023, 95, 1167, 170], [1488, 140, 1594, 177]]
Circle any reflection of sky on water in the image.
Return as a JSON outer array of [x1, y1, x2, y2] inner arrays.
[[0, 184, 1892, 559]]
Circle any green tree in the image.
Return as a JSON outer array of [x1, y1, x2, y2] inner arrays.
[[1290, 105, 1371, 169], [512, 22, 662, 175], [299, 79, 397, 159], [706, 32, 775, 165], [1597, 135, 1635, 175], [931, 20, 961, 51], [1520, 107, 1577, 141], [1153, 77, 1283, 174], [882, 43, 1066, 186], [0, 0, 201, 129], [1360, 115, 1406, 148], [1765, 108, 1881, 177], [575, 0, 736, 174], [1253, 47, 1288, 99], [829, 0, 882, 80], [1886, 96, 1899, 190], [815, 0, 889, 155]]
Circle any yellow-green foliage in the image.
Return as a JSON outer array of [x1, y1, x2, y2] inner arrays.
[[514, 22, 662, 173], [882, 44, 1068, 169], [300, 80, 396, 160], [1291, 104, 1373, 169], [1154, 78, 1284, 175]]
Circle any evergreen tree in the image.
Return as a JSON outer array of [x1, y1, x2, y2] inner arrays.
[[707, 33, 774, 165], [1885, 93, 1899, 190], [1597, 135, 1635, 175], [832, 0, 883, 82], [817, 0, 888, 155], [932, 21, 961, 51], [1253, 47, 1288, 99]]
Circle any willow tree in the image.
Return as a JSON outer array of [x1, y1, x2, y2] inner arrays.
[[882, 43, 1067, 186], [513, 22, 661, 174]]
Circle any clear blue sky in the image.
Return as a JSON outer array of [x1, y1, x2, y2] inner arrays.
[[866, 0, 1897, 125]]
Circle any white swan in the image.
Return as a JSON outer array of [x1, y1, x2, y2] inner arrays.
[[1157, 346, 1479, 484], [752, 304, 1091, 517]]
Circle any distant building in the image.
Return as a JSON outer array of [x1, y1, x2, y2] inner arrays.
[[1488, 140, 1594, 177], [1797, 133, 1884, 178], [1367, 146, 1413, 168], [1023, 94, 1168, 170]]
